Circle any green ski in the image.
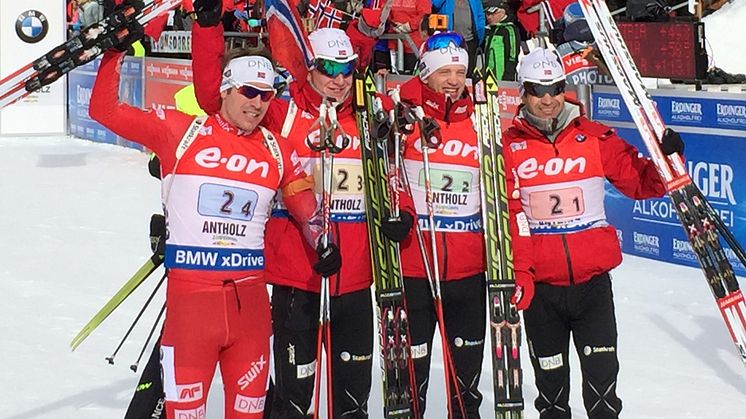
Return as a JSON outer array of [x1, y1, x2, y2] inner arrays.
[[473, 67, 524, 418], [70, 254, 163, 351]]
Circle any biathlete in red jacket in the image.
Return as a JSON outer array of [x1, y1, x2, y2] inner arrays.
[[387, 31, 534, 418], [504, 48, 684, 419], [189, 4, 389, 417], [89, 41, 340, 417]]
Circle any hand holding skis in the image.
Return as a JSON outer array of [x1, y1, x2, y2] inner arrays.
[[660, 128, 684, 156], [191, 0, 223, 27], [380, 211, 414, 243], [313, 242, 342, 276], [511, 273, 535, 311]]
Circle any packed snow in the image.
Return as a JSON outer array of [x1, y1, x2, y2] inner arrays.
[[704, 0, 746, 74], [0, 136, 744, 418]]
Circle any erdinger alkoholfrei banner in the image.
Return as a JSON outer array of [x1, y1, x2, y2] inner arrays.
[[0, 0, 66, 135], [593, 85, 746, 275]]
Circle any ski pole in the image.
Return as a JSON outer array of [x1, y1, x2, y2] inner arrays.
[[130, 301, 166, 373], [105, 271, 166, 365], [307, 98, 350, 419], [409, 103, 467, 419]]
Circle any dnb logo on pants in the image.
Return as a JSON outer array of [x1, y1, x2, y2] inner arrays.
[[16, 10, 49, 44]]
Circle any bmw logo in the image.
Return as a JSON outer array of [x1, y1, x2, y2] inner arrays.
[[16, 10, 49, 44]]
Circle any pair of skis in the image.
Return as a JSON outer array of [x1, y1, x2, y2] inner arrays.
[[578, 0, 746, 365], [0, 0, 183, 110], [353, 72, 419, 418], [472, 68, 525, 419], [354, 70, 477, 418]]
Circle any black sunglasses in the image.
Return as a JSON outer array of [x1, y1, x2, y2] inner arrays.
[[523, 81, 567, 97]]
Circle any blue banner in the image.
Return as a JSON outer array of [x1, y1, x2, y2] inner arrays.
[[593, 88, 746, 275], [67, 56, 144, 150]]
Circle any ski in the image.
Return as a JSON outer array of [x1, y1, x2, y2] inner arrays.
[[578, 0, 746, 366], [0, 0, 183, 110], [353, 70, 418, 419], [70, 254, 163, 351], [472, 67, 524, 419]]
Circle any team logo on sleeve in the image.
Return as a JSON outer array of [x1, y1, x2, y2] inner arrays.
[[16, 10, 49, 44]]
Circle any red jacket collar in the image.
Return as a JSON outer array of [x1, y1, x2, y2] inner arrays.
[[289, 78, 353, 117], [398, 77, 473, 123], [510, 99, 586, 140], [213, 113, 260, 137]]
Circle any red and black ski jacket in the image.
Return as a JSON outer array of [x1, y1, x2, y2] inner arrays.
[[504, 101, 667, 286]]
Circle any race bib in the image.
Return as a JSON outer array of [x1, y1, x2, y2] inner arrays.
[[520, 177, 607, 234], [198, 183, 259, 222], [528, 187, 585, 221], [406, 160, 482, 232], [419, 167, 475, 193], [314, 162, 365, 196], [309, 157, 366, 222]]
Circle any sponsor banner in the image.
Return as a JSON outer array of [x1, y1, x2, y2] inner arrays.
[[597, 89, 746, 275], [144, 57, 194, 112], [67, 57, 144, 149], [0, 0, 66, 135], [557, 42, 615, 86], [151, 31, 192, 54], [593, 88, 746, 132]]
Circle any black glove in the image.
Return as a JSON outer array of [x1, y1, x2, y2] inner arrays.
[[313, 242, 341, 277], [381, 211, 414, 242], [150, 213, 166, 258], [660, 128, 684, 156], [192, 0, 223, 27], [148, 154, 161, 179], [102, 1, 145, 52]]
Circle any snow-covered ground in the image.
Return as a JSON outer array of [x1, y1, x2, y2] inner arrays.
[[1, 136, 744, 418], [704, 0, 746, 74]]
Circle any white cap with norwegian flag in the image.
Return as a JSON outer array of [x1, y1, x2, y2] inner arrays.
[[517, 48, 566, 85], [308, 28, 358, 63], [220, 55, 276, 92]]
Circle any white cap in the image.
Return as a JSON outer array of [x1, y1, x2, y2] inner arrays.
[[308, 28, 358, 63], [417, 44, 468, 81], [517, 48, 566, 85], [220, 55, 276, 92]]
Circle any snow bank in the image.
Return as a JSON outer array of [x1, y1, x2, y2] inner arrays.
[[704, 0, 746, 74]]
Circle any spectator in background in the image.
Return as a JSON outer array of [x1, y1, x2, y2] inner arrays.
[[78, 0, 103, 27], [432, 0, 486, 76], [516, 0, 574, 36], [67, 0, 81, 36], [370, 0, 429, 75], [482, 0, 520, 80]]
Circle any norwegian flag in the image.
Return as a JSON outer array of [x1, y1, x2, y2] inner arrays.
[[265, 0, 315, 82], [307, 0, 347, 29]]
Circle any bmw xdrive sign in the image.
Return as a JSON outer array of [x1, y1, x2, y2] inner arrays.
[[15, 10, 49, 44]]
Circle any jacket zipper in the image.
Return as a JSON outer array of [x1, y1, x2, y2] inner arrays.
[[560, 234, 575, 285]]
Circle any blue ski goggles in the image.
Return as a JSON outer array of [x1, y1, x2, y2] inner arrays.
[[422, 32, 467, 52], [314, 58, 357, 78], [523, 80, 567, 97]]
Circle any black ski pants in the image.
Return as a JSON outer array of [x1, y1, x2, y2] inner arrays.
[[404, 273, 487, 419], [270, 285, 374, 419], [524, 272, 623, 419]]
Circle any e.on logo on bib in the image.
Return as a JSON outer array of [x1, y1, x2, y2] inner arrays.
[[195, 147, 269, 178], [517, 157, 586, 180]]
